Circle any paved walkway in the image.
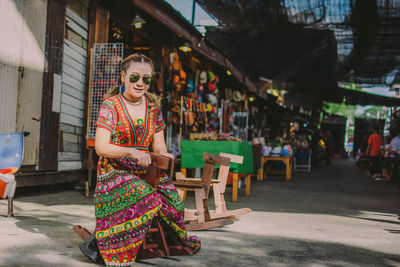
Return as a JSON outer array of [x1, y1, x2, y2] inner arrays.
[[1, 159, 399, 266]]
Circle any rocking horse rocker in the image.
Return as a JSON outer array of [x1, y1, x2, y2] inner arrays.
[[73, 153, 192, 263], [173, 153, 251, 231]]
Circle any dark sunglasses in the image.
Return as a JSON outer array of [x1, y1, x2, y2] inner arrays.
[[129, 74, 152, 85]]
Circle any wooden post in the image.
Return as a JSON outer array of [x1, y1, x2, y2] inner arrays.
[[88, 148, 93, 187], [178, 95, 183, 148], [86, 147, 94, 198], [232, 172, 238, 202], [260, 157, 265, 181], [286, 157, 293, 182], [245, 174, 251, 196], [85, 48, 94, 148], [85, 181, 89, 198], [195, 188, 205, 223], [213, 183, 222, 214], [39, 0, 65, 170], [180, 167, 187, 200]]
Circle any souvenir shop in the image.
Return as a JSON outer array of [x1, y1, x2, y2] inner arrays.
[[87, 0, 257, 153]]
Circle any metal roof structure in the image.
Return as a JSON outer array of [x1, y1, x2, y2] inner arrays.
[[197, 0, 400, 101]]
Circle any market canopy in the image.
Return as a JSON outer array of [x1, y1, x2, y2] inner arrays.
[[198, 0, 400, 102], [205, 27, 339, 100], [342, 88, 400, 106]]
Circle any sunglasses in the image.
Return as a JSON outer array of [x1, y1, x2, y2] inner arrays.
[[129, 74, 152, 85]]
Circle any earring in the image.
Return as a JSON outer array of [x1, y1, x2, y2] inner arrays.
[[119, 84, 125, 94]]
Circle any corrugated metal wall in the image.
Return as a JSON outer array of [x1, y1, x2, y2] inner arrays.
[[58, 5, 88, 171], [0, 0, 47, 165]]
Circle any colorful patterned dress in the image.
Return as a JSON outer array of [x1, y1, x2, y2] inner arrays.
[[95, 94, 200, 266]]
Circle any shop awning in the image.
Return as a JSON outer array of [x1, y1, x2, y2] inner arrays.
[[342, 88, 400, 106]]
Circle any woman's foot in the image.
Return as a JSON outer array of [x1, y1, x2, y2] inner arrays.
[[79, 233, 103, 263]]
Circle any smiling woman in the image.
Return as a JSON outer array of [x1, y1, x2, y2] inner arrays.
[[79, 53, 201, 266]]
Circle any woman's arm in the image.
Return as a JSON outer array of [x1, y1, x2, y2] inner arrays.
[[152, 130, 174, 159], [95, 127, 151, 166], [152, 130, 167, 154]]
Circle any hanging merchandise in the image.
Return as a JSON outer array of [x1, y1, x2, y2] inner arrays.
[[180, 66, 186, 81], [170, 52, 181, 91], [170, 52, 186, 92], [212, 74, 219, 94], [198, 70, 208, 103], [221, 100, 234, 133], [198, 82, 204, 103], [233, 90, 243, 102], [207, 94, 218, 106], [169, 87, 180, 125], [187, 79, 194, 97], [208, 71, 215, 83], [199, 70, 207, 83], [208, 82, 217, 93], [183, 100, 192, 126], [231, 112, 249, 141], [208, 113, 218, 132], [186, 98, 194, 125], [225, 88, 233, 101], [207, 71, 217, 93]]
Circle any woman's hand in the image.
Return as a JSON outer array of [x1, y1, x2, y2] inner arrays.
[[130, 149, 151, 166], [160, 152, 174, 160]]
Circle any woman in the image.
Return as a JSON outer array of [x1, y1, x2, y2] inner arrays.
[[93, 53, 200, 266]]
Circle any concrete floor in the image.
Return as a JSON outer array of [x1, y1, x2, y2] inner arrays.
[[1, 159, 400, 267]]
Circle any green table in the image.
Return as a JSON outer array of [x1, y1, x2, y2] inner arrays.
[[181, 140, 253, 174], [180, 140, 254, 202]]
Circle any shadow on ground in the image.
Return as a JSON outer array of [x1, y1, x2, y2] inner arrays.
[[2, 231, 400, 267], [216, 159, 400, 218]]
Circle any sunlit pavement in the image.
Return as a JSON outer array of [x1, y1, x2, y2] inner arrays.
[[1, 159, 399, 267]]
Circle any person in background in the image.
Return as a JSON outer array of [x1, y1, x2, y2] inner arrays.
[[377, 130, 400, 182], [366, 125, 383, 177]]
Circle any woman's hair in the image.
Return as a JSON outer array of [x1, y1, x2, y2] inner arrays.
[[103, 53, 161, 110]]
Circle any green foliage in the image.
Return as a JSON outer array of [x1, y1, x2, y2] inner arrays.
[[342, 82, 364, 92], [323, 101, 354, 117]]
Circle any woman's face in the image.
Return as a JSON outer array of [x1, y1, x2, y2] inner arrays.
[[121, 62, 152, 99]]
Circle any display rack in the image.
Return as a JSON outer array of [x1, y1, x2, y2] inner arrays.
[[86, 43, 124, 145]]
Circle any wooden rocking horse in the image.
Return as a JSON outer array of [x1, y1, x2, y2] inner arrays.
[[173, 153, 250, 231], [73, 153, 192, 262]]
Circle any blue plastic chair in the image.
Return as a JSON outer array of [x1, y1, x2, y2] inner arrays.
[[0, 133, 24, 216], [294, 152, 312, 172]]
